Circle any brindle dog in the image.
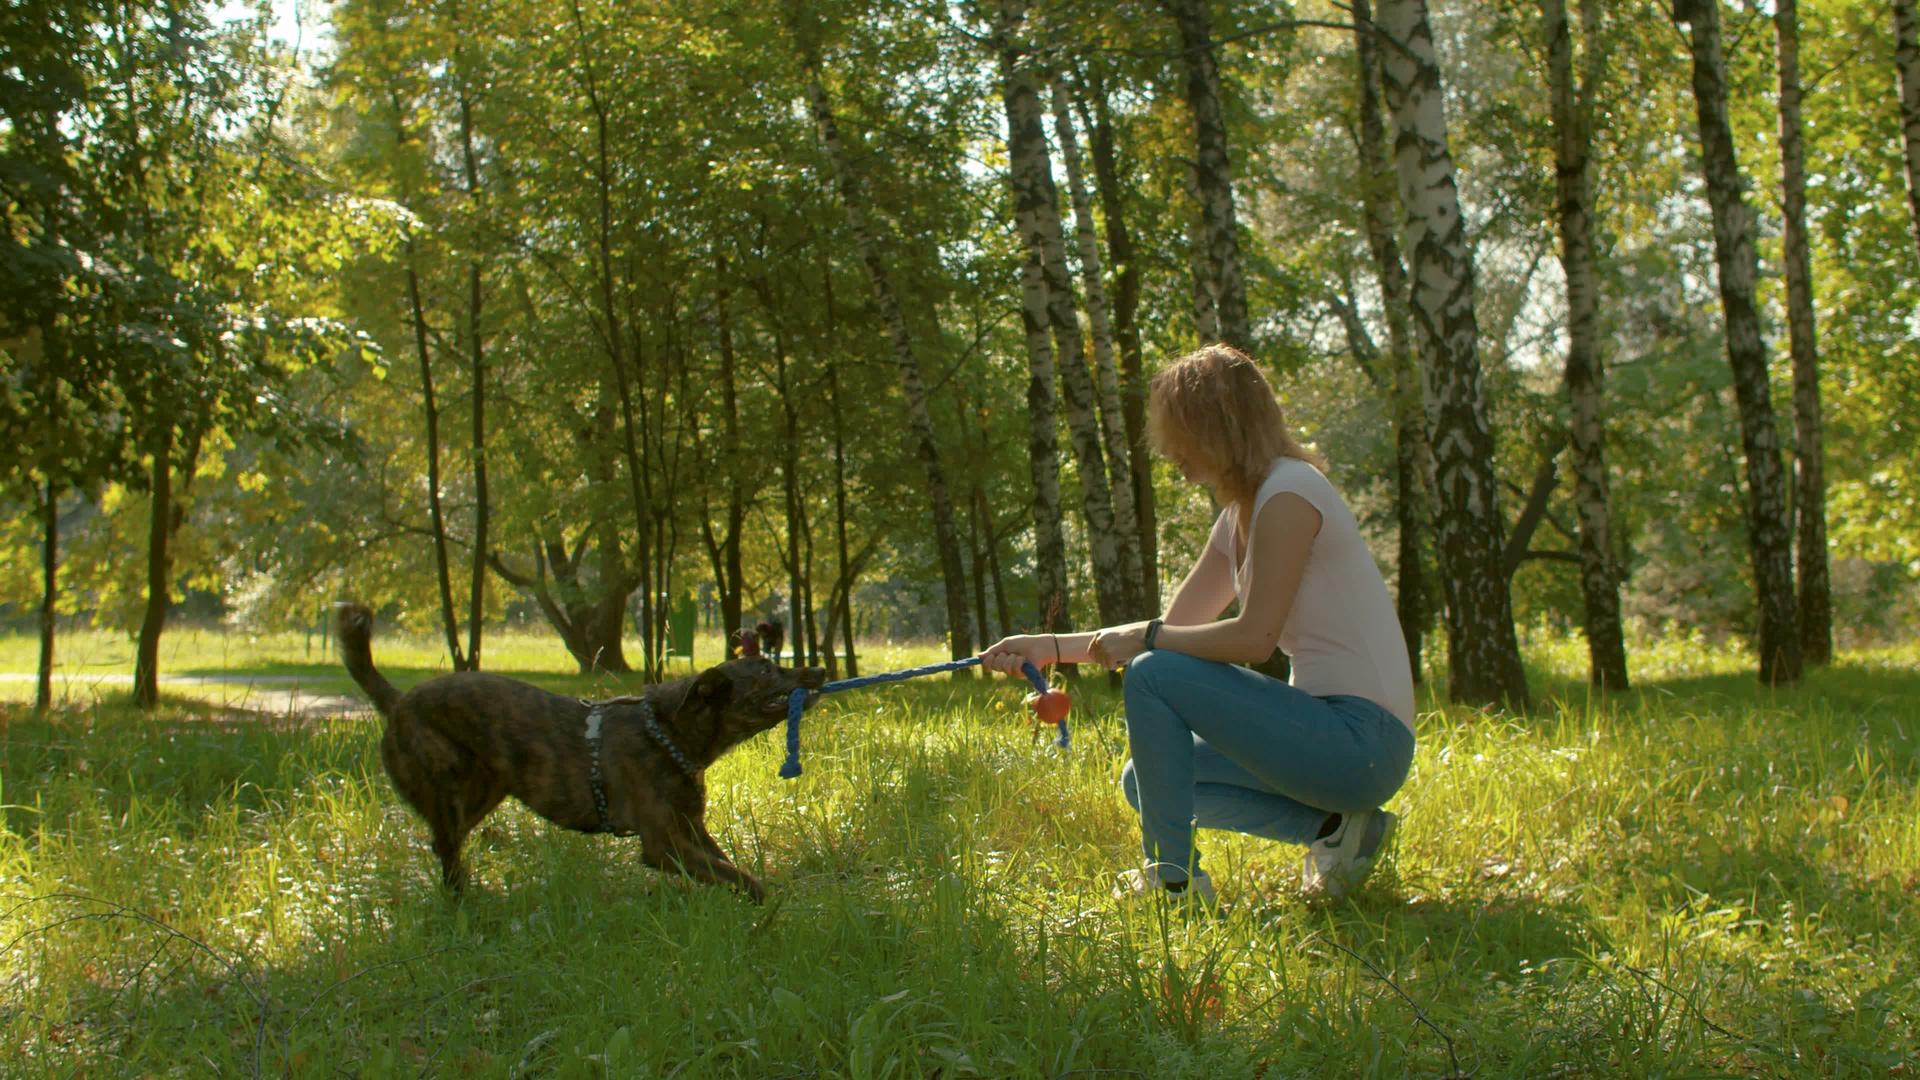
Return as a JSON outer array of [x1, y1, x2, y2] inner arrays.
[[335, 603, 824, 901]]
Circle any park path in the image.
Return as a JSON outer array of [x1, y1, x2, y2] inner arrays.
[[0, 672, 367, 719]]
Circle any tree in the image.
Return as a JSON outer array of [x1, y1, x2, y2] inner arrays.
[[1349, 0, 1435, 685], [1895, 0, 1920, 264], [1675, 0, 1802, 686], [1543, 0, 1630, 690], [1775, 0, 1830, 667], [1374, 0, 1531, 708], [798, 51, 975, 663], [996, 1, 1142, 634], [1168, 0, 1251, 349]]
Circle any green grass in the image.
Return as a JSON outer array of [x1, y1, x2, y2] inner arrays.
[[2, 632, 1916, 1077]]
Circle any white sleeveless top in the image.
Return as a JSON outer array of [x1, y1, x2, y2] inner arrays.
[[1208, 456, 1416, 732]]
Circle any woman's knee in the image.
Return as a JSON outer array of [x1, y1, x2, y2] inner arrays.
[[1122, 648, 1191, 705]]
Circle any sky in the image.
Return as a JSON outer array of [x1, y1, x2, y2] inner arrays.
[[212, 0, 334, 60]]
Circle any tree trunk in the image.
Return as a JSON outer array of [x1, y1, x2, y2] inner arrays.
[[1776, 0, 1831, 666], [37, 475, 57, 716], [773, 310, 807, 666], [1185, 172, 1223, 343], [715, 268, 746, 641], [1052, 76, 1150, 621], [979, 487, 1013, 639], [572, 0, 653, 680], [1076, 77, 1160, 605], [1352, 0, 1434, 685], [133, 426, 199, 709], [1375, 0, 1532, 709], [406, 252, 467, 671], [1544, 0, 1629, 690], [827, 277, 859, 677], [132, 431, 172, 709], [991, 17, 1073, 641], [1895, 0, 1920, 264], [458, 82, 489, 673], [1169, 0, 1250, 348], [999, 16, 1140, 630], [804, 65, 974, 662], [1676, 0, 1803, 686]]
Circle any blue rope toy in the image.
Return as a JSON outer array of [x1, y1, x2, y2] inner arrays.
[[780, 656, 1065, 779]]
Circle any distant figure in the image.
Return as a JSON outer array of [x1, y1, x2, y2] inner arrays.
[[729, 628, 760, 659], [755, 619, 785, 664]]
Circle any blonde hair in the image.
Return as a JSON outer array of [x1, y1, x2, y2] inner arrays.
[[1147, 344, 1325, 530]]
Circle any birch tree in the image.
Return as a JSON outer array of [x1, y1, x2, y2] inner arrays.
[[1071, 76, 1159, 600], [1776, 0, 1830, 666], [800, 61, 976, 661], [1895, 0, 1920, 264], [992, 6, 1073, 638], [1169, 0, 1250, 348], [1375, 0, 1531, 709], [1351, 0, 1435, 684], [1052, 76, 1153, 617], [996, 11, 1143, 627], [1543, 0, 1629, 690], [1674, 0, 1802, 686]]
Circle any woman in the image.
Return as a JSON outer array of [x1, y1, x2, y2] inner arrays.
[[980, 345, 1415, 902]]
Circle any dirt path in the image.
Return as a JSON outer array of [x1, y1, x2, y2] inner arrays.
[[0, 672, 367, 718]]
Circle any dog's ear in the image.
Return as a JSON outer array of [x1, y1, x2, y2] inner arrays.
[[693, 666, 733, 704]]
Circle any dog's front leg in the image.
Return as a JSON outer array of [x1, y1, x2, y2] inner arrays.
[[641, 829, 766, 903]]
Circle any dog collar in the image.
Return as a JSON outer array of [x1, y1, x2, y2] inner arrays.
[[582, 702, 615, 831]]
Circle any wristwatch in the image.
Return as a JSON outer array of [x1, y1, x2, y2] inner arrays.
[[1144, 618, 1164, 651]]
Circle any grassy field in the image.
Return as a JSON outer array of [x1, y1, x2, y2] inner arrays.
[[1, 628, 1915, 1077]]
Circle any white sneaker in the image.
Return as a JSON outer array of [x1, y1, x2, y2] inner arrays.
[[1114, 863, 1216, 904], [1301, 810, 1397, 899]]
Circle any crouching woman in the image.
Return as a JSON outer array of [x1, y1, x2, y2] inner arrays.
[[981, 344, 1416, 901]]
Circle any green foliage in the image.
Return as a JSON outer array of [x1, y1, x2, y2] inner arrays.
[[3, 629, 1916, 1075]]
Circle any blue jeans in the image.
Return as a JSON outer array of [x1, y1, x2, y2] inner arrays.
[[1119, 649, 1415, 883]]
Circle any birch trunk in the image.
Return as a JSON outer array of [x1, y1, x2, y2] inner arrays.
[[1052, 76, 1151, 619], [1352, 0, 1433, 683], [1185, 170, 1223, 342], [1375, 0, 1531, 709], [804, 66, 975, 660], [997, 21, 1140, 627], [1776, 0, 1831, 666], [1170, 0, 1250, 348], [1544, 0, 1630, 690], [993, 35, 1073, 638], [1676, 0, 1802, 686], [1895, 0, 1920, 263], [1076, 82, 1160, 602]]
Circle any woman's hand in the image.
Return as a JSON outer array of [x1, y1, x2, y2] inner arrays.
[[1088, 620, 1154, 670], [978, 634, 1058, 676]]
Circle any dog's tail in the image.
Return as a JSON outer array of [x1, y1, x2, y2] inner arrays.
[[334, 602, 401, 716]]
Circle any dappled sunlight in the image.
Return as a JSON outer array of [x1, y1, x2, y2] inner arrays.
[[4, 631, 1916, 1074]]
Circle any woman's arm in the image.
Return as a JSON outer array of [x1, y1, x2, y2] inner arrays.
[[1162, 536, 1237, 626], [1090, 493, 1320, 668], [980, 527, 1239, 675]]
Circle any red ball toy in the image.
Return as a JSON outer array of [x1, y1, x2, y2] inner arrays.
[[1026, 687, 1072, 725]]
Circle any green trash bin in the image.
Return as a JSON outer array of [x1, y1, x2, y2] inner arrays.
[[669, 593, 697, 669]]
